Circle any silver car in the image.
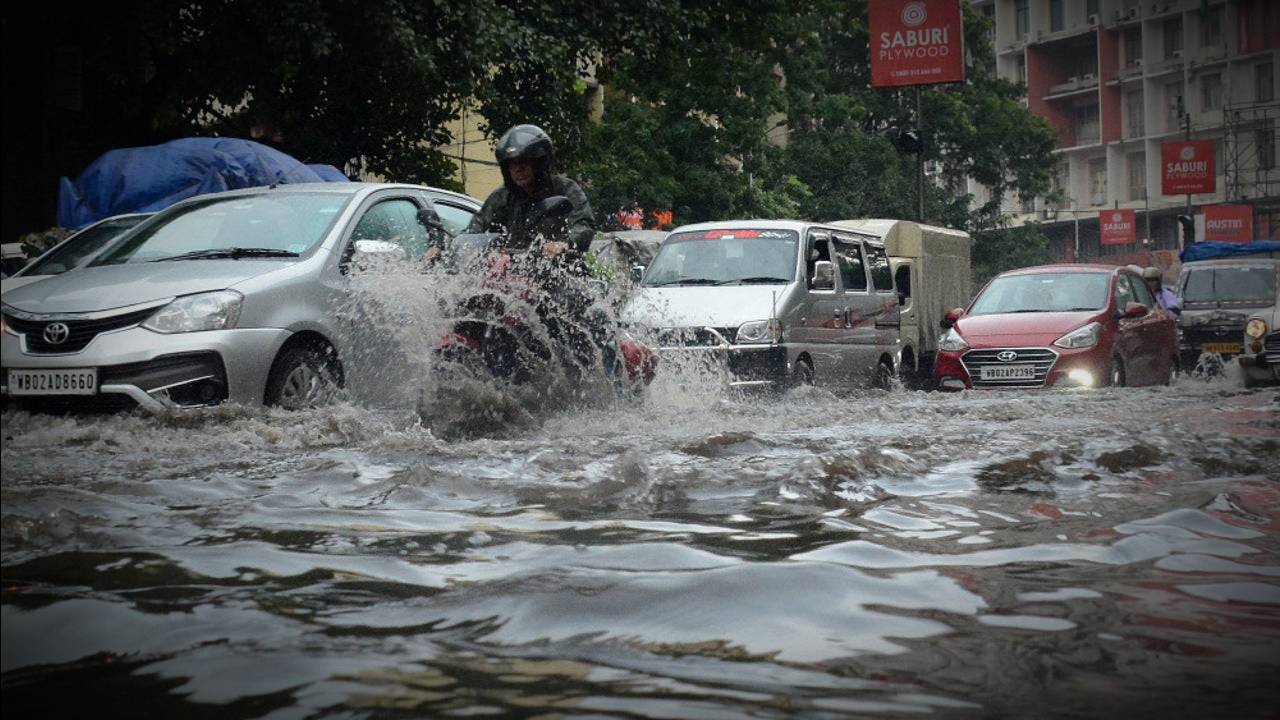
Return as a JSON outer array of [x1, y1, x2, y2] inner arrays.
[[1, 213, 152, 296], [1, 183, 480, 412]]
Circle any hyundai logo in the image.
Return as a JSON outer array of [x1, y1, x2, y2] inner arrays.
[[996, 350, 1019, 363], [42, 322, 70, 345]]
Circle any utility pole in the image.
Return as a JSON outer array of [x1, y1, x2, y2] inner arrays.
[[916, 87, 925, 223]]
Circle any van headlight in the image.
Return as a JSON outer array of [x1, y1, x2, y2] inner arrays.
[[1245, 318, 1268, 339], [736, 319, 782, 344], [143, 290, 243, 333], [1053, 322, 1101, 349], [938, 328, 968, 352]]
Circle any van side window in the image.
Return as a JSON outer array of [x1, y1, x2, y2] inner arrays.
[[806, 233, 832, 283], [866, 244, 893, 291], [1130, 274, 1157, 307], [832, 238, 868, 291]]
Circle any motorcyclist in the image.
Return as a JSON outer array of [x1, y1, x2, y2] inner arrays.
[[464, 124, 593, 261], [1143, 266, 1180, 321]]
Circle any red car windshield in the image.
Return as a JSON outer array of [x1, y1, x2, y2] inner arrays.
[[970, 272, 1110, 315]]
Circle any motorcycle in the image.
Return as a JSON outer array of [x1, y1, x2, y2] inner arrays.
[[416, 197, 656, 437]]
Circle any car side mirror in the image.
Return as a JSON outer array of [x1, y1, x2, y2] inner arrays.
[[630, 264, 645, 283], [941, 307, 964, 329], [1121, 302, 1148, 319], [348, 239, 406, 273], [416, 206, 445, 232], [811, 260, 835, 291]]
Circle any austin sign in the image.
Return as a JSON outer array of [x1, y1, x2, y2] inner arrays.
[[1161, 141, 1216, 195], [870, 0, 965, 88], [1099, 209, 1136, 246], [1202, 204, 1253, 243]]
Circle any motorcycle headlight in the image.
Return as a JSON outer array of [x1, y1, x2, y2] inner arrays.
[[938, 328, 968, 352], [736, 319, 782, 344], [142, 290, 243, 334], [1245, 318, 1268, 339], [1053, 321, 1101, 349]]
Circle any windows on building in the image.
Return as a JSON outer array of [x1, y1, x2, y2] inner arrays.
[[1087, 0, 1100, 19], [1165, 80, 1185, 132], [1075, 104, 1100, 145], [1126, 90, 1144, 137], [1258, 61, 1275, 103], [1163, 18, 1183, 58], [1201, 6, 1223, 47], [1260, 122, 1277, 171], [1124, 28, 1142, 68], [1015, 0, 1030, 40], [1050, 0, 1065, 33], [1015, 55, 1027, 85], [1201, 73, 1222, 112], [1128, 152, 1146, 201], [1089, 157, 1107, 205]]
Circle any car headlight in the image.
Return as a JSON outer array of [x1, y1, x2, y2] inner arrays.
[[1053, 322, 1101, 349], [938, 328, 968, 352], [1245, 318, 1268, 339], [736, 318, 782, 344], [142, 290, 243, 334]]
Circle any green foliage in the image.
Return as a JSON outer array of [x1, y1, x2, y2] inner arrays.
[[971, 223, 1054, 288]]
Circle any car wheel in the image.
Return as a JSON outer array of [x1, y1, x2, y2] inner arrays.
[[1108, 356, 1126, 388], [265, 345, 343, 409], [789, 358, 814, 388]]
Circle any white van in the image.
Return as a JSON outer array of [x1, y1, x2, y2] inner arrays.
[[621, 220, 902, 388]]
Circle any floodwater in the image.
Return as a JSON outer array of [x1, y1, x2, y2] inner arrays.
[[3, 307, 1279, 719]]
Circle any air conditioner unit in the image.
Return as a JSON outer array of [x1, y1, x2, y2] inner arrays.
[[1135, 58, 1143, 66], [1083, 73, 1096, 82], [1172, 50, 1183, 59], [1088, 14, 1100, 26], [1128, 6, 1140, 20], [1068, 76, 1080, 84], [1043, 208, 1059, 220]]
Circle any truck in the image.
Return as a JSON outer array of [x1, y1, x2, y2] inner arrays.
[[830, 219, 972, 385]]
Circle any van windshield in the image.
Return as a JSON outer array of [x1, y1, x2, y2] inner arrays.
[[1181, 266, 1277, 306], [643, 229, 798, 286], [969, 272, 1111, 315]]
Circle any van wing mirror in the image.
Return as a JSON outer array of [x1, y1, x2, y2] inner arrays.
[[1122, 302, 1149, 319], [811, 260, 835, 290], [940, 307, 965, 329], [630, 264, 645, 283]]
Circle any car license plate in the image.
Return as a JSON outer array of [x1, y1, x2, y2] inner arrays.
[[7, 368, 98, 396], [980, 365, 1035, 381], [1201, 342, 1241, 355]]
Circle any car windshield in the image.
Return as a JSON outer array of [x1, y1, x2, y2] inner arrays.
[[92, 193, 351, 265], [1181, 266, 1277, 306], [969, 272, 1111, 315], [643, 229, 798, 286], [22, 216, 148, 276]]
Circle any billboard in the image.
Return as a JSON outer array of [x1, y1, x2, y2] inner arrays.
[[870, 0, 965, 88], [1160, 140, 1216, 195], [1099, 209, 1136, 246], [1202, 204, 1253, 243]]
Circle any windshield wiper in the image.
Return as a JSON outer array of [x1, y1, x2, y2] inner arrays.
[[151, 247, 300, 262], [646, 277, 721, 287], [717, 276, 791, 285]]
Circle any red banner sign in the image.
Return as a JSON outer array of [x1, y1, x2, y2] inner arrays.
[[1161, 141, 1216, 195], [1099, 209, 1136, 246], [870, 0, 965, 88], [1202, 204, 1253, 243]]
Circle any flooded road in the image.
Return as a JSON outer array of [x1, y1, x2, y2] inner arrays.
[[2, 373, 1278, 719]]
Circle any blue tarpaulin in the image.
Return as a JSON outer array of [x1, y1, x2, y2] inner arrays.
[[57, 137, 348, 229], [1179, 240, 1280, 263]]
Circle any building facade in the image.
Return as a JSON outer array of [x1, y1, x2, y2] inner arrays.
[[969, 0, 1278, 265]]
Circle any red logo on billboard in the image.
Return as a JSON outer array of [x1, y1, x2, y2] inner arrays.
[[1202, 204, 1253, 243], [1161, 141, 1216, 195], [1099, 209, 1136, 246], [870, 0, 965, 88]]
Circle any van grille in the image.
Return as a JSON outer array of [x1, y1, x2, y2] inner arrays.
[[653, 327, 737, 347], [1265, 331, 1280, 365], [961, 347, 1058, 388]]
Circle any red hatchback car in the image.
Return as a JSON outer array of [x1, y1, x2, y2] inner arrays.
[[933, 264, 1178, 390]]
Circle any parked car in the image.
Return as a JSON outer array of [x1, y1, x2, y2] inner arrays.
[[1176, 253, 1279, 386], [1, 213, 153, 296], [831, 219, 972, 385], [621, 220, 901, 389], [932, 264, 1177, 390], [1, 183, 480, 413]]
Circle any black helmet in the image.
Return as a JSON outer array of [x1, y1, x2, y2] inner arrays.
[[495, 124, 554, 187]]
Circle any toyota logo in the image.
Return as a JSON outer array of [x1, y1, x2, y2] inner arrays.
[[996, 350, 1019, 362], [42, 322, 70, 345]]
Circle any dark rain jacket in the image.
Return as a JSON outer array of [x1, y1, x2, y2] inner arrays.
[[464, 174, 594, 257]]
